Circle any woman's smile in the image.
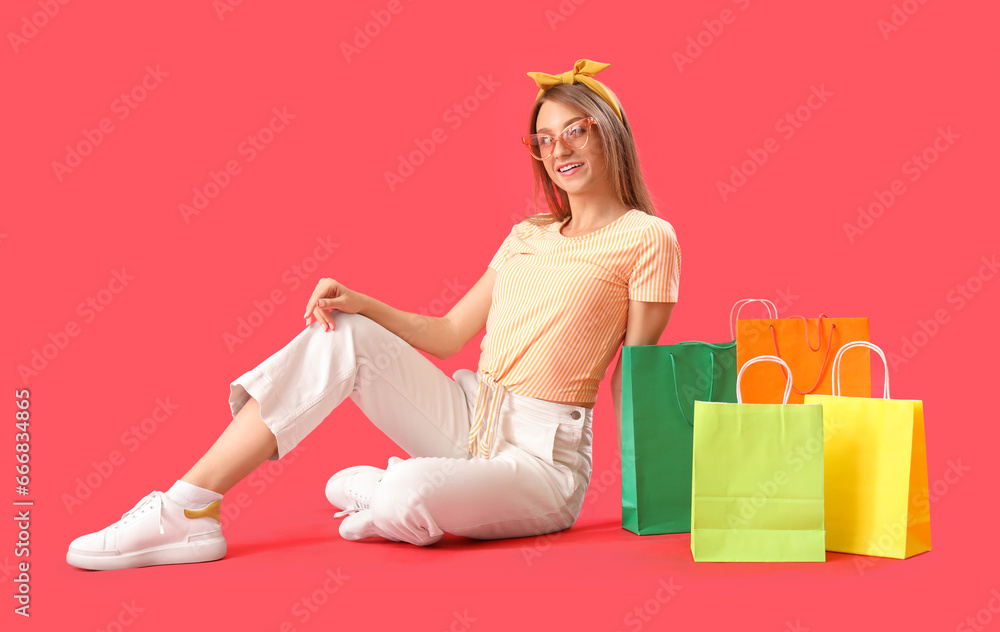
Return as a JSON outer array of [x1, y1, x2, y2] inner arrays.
[[555, 161, 585, 177]]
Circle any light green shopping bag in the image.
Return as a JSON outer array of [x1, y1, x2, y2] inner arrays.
[[691, 355, 826, 562]]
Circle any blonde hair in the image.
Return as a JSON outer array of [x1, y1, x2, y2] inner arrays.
[[522, 82, 658, 227]]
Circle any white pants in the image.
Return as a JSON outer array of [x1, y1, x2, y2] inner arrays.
[[227, 310, 594, 546]]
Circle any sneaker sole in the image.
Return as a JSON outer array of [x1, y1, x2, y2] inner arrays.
[[66, 536, 227, 571]]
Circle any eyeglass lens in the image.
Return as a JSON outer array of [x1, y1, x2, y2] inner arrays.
[[527, 121, 590, 159]]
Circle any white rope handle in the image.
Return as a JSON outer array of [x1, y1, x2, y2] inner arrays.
[[729, 298, 779, 340], [736, 355, 793, 404], [831, 341, 890, 399]]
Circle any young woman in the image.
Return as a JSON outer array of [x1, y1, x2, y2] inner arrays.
[[66, 58, 681, 570]]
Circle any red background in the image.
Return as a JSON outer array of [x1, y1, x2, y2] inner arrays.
[[3, 0, 998, 630]]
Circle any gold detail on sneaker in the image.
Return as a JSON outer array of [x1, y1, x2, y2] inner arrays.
[[183, 500, 222, 522]]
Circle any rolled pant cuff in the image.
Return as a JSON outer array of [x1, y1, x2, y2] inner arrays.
[[229, 367, 303, 461]]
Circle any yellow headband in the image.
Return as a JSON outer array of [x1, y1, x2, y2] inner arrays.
[[526, 58, 624, 124]]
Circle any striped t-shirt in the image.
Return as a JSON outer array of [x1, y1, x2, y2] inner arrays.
[[476, 208, 681, 407]]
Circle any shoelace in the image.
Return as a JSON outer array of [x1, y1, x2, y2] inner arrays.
[[113, 491, 165, 535], [333, 476, 373, 518]]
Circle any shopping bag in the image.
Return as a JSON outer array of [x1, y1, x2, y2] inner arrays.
[[691, 355, 826, 562], [804, 341, 931, 558], [729, 298, 780, 341], [620, 341, 737, 535], [736, 308, 871, 404]]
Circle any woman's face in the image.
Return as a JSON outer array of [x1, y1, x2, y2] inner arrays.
[[534, 99, 608, 196]]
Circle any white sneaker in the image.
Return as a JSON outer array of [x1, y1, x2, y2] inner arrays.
[[324, 466, 384, 518], [338, 509, 383, 541], [66, 491, 226, 571]]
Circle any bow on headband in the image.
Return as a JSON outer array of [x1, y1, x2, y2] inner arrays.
[[526, 58, 624, 123]]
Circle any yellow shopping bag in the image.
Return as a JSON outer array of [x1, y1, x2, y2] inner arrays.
[[805, 341, 931, 559]]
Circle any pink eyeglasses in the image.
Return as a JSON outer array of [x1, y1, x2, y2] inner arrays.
[[522, 117, 598, 160]]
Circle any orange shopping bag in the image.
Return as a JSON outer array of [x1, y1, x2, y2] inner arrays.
[[735, 308, 870, 405]]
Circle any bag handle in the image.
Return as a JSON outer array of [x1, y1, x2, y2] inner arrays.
[[831, 341, 890, 399], [669, 352, 715, 427], [677, 340, 737, 350], [737, 355, 793, 404], [729, 298, 778, 340], [768, 316, 837, 395]]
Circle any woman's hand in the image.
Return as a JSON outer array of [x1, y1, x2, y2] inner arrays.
[[302, 278, 368, 331]]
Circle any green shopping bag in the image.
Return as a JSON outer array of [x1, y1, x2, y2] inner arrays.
[[620, 341, 737, 535], [691, 355, 826, 562]]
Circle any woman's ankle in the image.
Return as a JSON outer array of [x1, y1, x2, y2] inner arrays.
[[166, 479, 224, 508]]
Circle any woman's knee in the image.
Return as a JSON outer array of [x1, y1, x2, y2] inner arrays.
[[329, 310, 359, 325], [331, 310, 392, 334], [372, 459, 436, 515], [331, 311, 409, 353]]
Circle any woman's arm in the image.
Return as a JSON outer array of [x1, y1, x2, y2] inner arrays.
[[611, 300, 676, 438], [358, 268, 497, 361]]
